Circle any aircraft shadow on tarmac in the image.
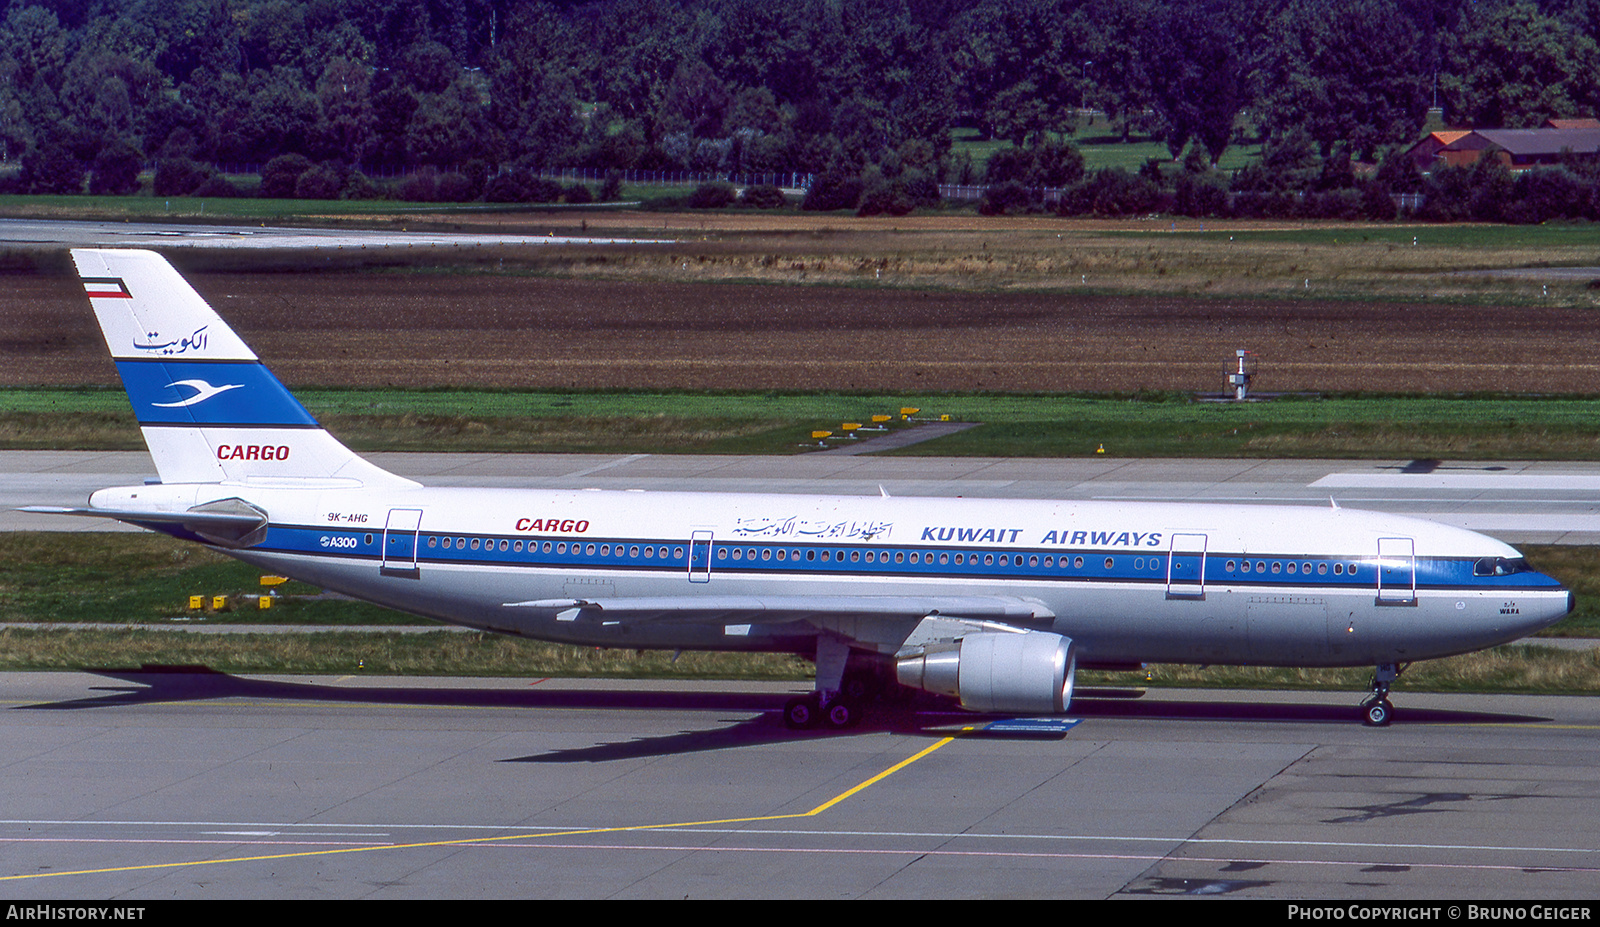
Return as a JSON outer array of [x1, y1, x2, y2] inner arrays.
[[15, 667, 1555, 762]]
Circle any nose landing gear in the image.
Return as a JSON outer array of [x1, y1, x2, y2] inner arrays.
[[1360, 663, 1405, 727]]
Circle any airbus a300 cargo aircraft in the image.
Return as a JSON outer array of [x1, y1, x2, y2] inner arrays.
[[28, 249, 1574, 728]]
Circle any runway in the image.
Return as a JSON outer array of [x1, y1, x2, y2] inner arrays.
[[7, 450, 1600, 544], [2, 670, 1598, 899]]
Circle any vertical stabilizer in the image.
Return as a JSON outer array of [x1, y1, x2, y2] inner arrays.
[[72, 249, 416, 489]]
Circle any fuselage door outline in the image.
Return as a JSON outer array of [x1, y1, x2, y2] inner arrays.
[[689, 530, 713, 583], [1376, 536, 1417, 606], [381, 508, 424, 579], [1167, 532, 1208, 600]]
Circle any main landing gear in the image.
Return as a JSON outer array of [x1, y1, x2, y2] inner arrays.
[[1360, 662, 1405, 727], [784, 691, 863, 730], [784, 634, 874, 731]]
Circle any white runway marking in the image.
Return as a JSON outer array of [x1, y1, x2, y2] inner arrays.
[[6, 819, 1596, 858], [1314, 473, 1600, 490], [561, 454, 652, 479]]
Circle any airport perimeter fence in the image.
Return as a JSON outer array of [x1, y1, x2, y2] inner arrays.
[[533, 168, 817, 191], [939, 184, 1069, 203], [938, 186, 1428, 210], [197, 162, 818, 191], [203, 162, 433, 180], [189, 162, 1429, 213]]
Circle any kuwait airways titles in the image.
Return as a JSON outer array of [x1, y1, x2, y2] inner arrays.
[[924, 526, 1164, 547]]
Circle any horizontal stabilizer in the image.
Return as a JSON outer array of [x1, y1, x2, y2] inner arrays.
[[20, 498, 269, 548], [19, 505, 263, 528], [502, 594, 1055, 626]]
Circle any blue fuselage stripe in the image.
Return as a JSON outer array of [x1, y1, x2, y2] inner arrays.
[[240, 525, 1562, 593]]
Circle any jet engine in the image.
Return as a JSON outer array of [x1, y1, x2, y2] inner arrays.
[[895, 630, 1076, 713]]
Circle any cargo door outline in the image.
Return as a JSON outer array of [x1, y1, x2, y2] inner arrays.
[[1167, 532, 1207, 599], [1376, 536, 1416, 606], [381, 508, 423, 578], [688, 530, 713, 583]]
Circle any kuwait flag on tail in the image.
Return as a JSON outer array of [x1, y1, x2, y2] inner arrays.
[[82, 277, 131, 298]]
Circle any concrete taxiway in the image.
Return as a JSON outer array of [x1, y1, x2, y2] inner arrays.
[[7, 450, 1600, 544], [1, 670, 1598, 899]]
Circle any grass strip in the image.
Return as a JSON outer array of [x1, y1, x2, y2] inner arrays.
[[0, 629, 1592, 698], [0, 533, 407, 626], [6, 389, 1600, 458], [0, 627, 812, 680], [1082, 644, 1600, 696]]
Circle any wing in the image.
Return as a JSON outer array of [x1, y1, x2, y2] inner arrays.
[[504, 594, 1053, 627]]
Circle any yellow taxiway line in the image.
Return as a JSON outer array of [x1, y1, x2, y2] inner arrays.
[[0, 730, 968, 883]]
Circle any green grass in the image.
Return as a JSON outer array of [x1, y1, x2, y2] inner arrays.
[[8, 389, 1600, 458], [1513, 546, 1600, 636], [2, 626, 1593, 697], [3, 628, 1593, 696], [1082, 644, 1600, 696], [950, 121, 1264, 176], [0, 533, 405, 626], [1161, 224, 1600, 250], [0, 627, 815, 679], [892, 394, 1600, 460], [0, 387, 928, 454]]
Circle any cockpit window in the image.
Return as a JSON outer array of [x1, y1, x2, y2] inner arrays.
[[1474, 557, 1530, 576]]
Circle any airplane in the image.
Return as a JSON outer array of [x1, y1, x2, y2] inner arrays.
[[24, 248, 1575, 729]]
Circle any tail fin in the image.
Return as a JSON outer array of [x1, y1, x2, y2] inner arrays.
[[72, 249, 416, 489]]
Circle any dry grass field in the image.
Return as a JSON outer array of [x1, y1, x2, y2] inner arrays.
[[3, 215, 1599, 394], [389, 210, 1600, 299]]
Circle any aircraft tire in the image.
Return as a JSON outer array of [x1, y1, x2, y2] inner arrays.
[[823, 698, 862, 730], [1363, 698, 1393, 727], [784, 696, 820, 729]]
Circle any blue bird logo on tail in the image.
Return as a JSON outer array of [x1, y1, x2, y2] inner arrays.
[[151, 379, 245, 408]]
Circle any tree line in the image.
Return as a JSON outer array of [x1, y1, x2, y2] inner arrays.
[[963, 138, 1600, 223], [3, 0, 1599, 218]]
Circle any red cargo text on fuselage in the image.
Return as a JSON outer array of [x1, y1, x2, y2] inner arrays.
[[515, 518, 590, 533]]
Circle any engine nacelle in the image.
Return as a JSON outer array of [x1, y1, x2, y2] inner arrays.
[[895, 630, 1076, 713]]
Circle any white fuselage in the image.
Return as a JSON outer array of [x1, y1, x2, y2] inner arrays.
[[91, 481, 1574, 668]]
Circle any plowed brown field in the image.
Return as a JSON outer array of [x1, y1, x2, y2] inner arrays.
[[5, 268, 1599, 394]]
